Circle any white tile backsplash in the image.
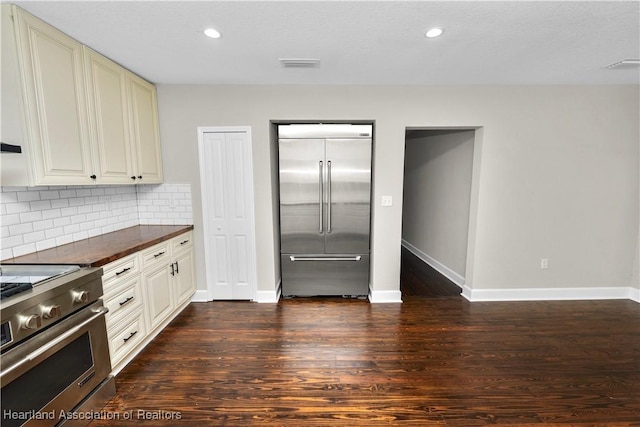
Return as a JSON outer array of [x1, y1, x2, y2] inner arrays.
[[137, 184, 193, 226], [0, 183, 193, 260]]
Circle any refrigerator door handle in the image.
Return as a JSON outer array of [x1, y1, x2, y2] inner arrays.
[[289, 256, 362, 262], [319, 161, 324, 233], [327, 160, 332, 233]]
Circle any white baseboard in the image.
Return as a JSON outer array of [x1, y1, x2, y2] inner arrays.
[[401, 240, 465, 288], [463, 285, 640, 302], [401, 240, 639, 304], [193, 283, 280, 303], [191, 289, 210, 302], [255, 279, 281, 303], [369, 289, 403, 303]]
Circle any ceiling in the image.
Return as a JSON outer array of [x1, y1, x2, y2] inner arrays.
[[8, 0, 640, 86]]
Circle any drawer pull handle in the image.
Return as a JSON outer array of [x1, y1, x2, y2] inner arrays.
[[180, 240, 189, 245], [115, 267, 131, 276], [119, 296, 134, 307], [175, 261, 179, 274], [123, 331, 138, 343], [154, 251, 166, 258]]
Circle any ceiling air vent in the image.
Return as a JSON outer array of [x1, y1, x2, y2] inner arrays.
[[279, 58, 321, 68], [604, 58, 640, 69]]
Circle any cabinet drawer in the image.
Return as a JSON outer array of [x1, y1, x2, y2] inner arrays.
[[103, 276, 142, 327], [141, 241, 171, 269], [108, 307, 146, 367], [102, 253, 139, 289], [172, 231, 193, 254]]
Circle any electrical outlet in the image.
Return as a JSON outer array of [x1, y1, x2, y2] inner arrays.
[[540, 258, 549, 269], [381, 196, 393, 207]]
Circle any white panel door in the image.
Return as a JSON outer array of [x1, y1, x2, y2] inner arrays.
[[199, 129, 257, 300]]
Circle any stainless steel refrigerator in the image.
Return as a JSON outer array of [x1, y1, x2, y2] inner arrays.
[[278, 124, 372, 297]]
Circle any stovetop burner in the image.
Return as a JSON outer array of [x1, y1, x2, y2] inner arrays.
[[0, 283, 33, 300], [0, 265, 102, 353], [0, 265, 81, 300]]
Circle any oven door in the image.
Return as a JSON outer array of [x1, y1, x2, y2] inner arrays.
[[1, 300, 111, 427]]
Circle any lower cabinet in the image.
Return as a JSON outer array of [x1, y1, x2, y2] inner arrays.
[[102, 231, 195, 373], [107, 307, 146, 366], [143, 261, 174, 331], [174, 249, 195, 306]]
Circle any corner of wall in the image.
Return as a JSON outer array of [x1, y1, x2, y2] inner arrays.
[[368, 287, 403, 303], [255, 278, 281, 303]]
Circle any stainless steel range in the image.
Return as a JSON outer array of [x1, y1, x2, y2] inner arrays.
[[0, 265, 115, 427]]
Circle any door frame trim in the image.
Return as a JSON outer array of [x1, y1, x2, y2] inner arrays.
[[197, 126, 258, 301]]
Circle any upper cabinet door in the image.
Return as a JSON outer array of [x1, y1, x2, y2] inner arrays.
[[84, 47, 135, 184], [128, 74, 163, 183], [13, 7, 93, 184]]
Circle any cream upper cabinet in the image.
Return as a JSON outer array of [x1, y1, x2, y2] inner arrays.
[[1, 5, 163, 186], [84, 47, 135, 184], [7, 5, 94, 185], [128, 74, 163, 184]]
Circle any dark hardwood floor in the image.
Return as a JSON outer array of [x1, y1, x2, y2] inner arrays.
[[89, 250, 640, 426], [400, 247, 461, 298]]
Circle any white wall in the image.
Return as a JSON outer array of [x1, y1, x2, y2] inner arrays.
[[402, 129, 475, 282], [156, 85, 639, 299]]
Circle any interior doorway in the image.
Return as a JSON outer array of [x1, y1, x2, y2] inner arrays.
[[197, 127, 257, 300], [401, 127, 481, 296]]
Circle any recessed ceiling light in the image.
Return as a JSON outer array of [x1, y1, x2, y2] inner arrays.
[[425, 28, 444, 38], [204, 28, 222, 39]]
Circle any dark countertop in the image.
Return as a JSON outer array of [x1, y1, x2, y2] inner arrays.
[[3, 225, 194, 267]]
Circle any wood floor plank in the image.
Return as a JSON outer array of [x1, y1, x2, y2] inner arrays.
[[88, 252, 640, 426]]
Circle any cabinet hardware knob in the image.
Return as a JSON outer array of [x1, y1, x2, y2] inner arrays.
[[137, 175, 142, 179], [90, 175, 97, 179], [131, 176, 136, 180]]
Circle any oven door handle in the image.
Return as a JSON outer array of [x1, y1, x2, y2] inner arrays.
[[0, 306, 109, 381]]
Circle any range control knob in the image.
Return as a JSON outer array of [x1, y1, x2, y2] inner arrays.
[[41, 304, 62, 319], [19, 314, 42, 330], [72, 290, 90, 304]]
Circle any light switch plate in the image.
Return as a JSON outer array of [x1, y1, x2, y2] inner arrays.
[[381, 196, 393, 207]]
